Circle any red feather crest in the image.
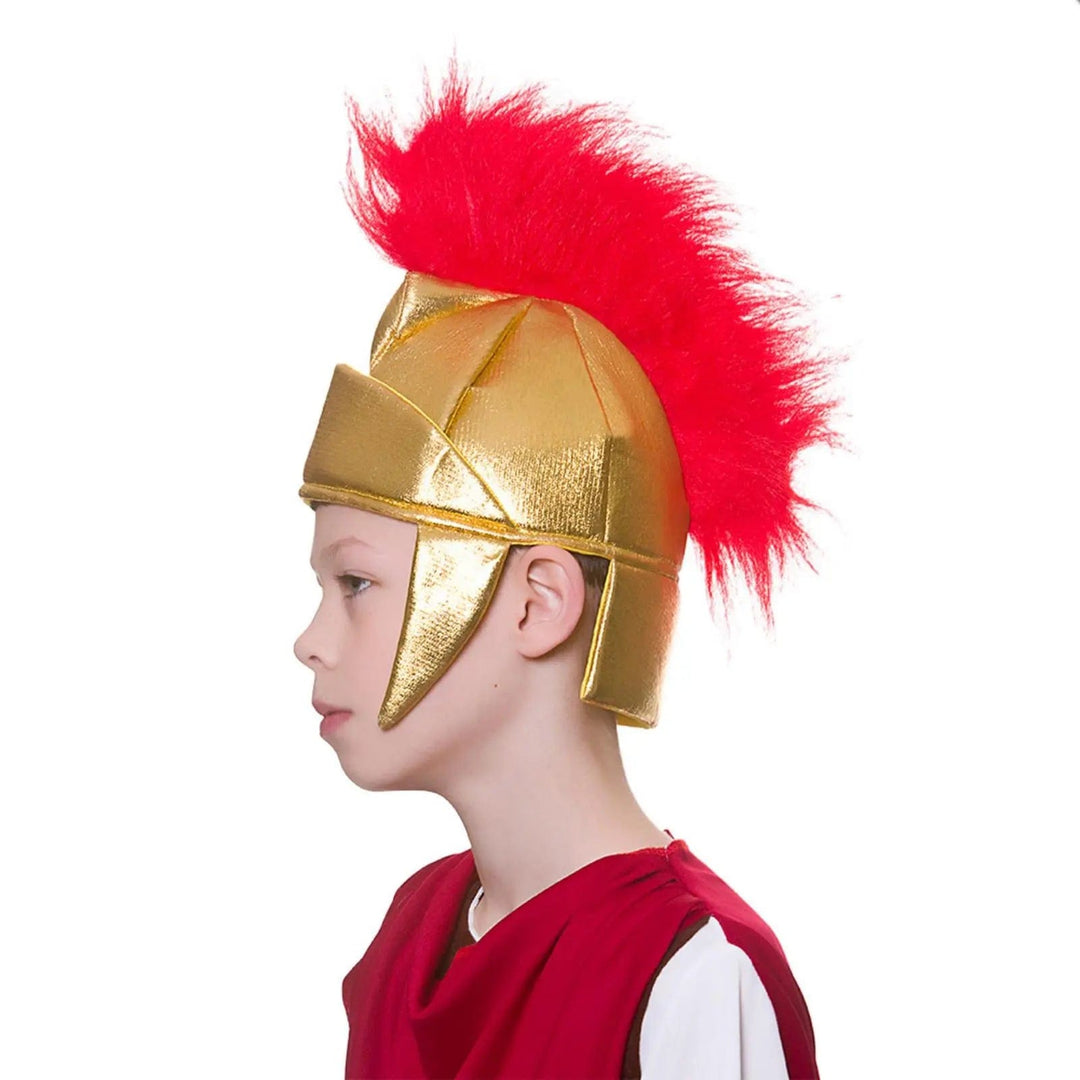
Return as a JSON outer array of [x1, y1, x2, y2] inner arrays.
[[343, 62, 840, 620]]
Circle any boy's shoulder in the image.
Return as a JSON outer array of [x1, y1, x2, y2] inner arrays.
[[668, 842, 788, 960]]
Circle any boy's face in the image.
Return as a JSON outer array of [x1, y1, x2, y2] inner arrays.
[[294, 503, 515, 792], [294, 504, 418, 786]]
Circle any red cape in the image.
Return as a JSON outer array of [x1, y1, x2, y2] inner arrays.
[[342, 836, 818, 1078]]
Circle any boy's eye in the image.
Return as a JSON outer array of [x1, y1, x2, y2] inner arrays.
[[337, 574, 372, 599]]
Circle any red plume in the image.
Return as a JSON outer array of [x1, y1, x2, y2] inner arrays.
[[343, 61, 841, 620]]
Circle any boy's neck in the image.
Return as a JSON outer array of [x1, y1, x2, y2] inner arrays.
[[468, 814, 673, 939], [461, 775, 672, 939]]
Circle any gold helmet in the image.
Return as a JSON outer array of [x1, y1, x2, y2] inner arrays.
[[298, 67, 838, 732]]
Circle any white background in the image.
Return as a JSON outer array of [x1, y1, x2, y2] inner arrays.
[[2, 2, 1077, 1077]]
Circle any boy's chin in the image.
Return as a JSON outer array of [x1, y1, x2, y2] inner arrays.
[[334, 736, 446, 795], [338, 754, 416, 793], [331, 699, 479, 791]]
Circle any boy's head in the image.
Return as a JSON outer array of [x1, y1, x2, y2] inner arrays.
[[295, 502, 611, 791], [293, 70, 837, 757]]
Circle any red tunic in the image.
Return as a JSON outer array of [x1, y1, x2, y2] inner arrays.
[[342, 837, 818, 1079]]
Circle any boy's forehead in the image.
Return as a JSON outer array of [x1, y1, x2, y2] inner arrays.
[[310, 504, 415, 562], [311, 534, 375, 563]]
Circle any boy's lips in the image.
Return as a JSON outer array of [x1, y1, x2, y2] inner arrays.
[[312, 698, 349, 716]]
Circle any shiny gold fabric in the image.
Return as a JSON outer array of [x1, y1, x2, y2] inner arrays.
[[299, 272, 690, 730]]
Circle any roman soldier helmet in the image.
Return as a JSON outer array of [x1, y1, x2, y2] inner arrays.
[[299, 64, 838, 731]]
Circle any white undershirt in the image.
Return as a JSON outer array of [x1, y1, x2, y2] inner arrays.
[[468, 888, 789, 1079]]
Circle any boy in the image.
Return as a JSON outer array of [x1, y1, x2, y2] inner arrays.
[[294, 64, 835, 1079]]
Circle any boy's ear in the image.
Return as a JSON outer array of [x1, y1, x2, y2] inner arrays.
[[512, 546, 589, 658]]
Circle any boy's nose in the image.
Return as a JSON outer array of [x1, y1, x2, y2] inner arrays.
[[293, 626, 316, 669]]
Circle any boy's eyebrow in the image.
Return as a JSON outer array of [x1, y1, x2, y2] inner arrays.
[[310, 536, 375, 569]]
